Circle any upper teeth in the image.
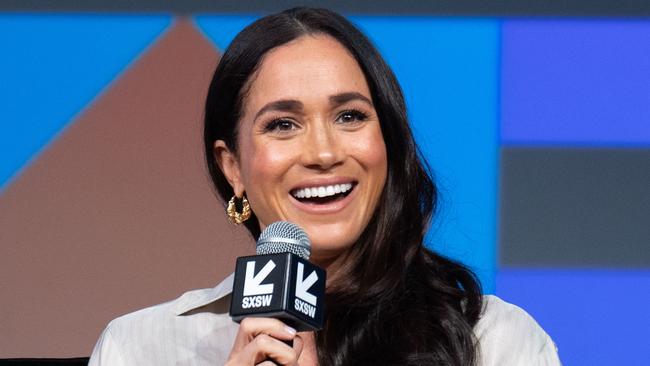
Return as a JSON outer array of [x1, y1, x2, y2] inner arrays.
[[292, 183, 353, 199]]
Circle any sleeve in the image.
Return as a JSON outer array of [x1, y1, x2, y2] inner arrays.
[[538, 335, 562, 366], [475, 295, 562, 366], [88, 324, 127, 366]]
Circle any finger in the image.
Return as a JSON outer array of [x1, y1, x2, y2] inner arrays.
[[229, 333, 295, 365], [249, 334, 298, 365], [292, 334, 304, 356], [237, 317, 297, 343]]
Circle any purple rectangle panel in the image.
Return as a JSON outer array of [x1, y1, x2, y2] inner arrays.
[[501, 20, 650, 146], [497, 269, 650, 365]]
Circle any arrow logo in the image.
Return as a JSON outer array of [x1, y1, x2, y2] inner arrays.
[[243, 260, 276, 296], [295, 262, 318, 306]]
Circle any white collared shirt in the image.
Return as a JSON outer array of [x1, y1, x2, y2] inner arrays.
[[89, 274, 561, 365]]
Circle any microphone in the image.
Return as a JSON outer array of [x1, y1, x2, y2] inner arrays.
[[229, 221, 326, 331]]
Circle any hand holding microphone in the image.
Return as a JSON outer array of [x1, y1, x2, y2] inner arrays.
[[225, 317, 303, 366], [226, 221, 326, 365]]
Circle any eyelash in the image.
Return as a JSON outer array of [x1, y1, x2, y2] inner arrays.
[[263, 119, 296, 133], [336, 109, 369, 124], [263, 109, 369, 133]]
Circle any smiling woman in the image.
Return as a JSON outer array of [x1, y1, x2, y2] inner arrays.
[[89, 7, 560, 366], [213, 34, 387, 267]]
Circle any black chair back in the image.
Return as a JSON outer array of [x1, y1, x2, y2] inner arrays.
[[0, 359, 89, 365]]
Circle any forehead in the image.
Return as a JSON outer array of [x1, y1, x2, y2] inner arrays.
[[243, 34, 372, 110]]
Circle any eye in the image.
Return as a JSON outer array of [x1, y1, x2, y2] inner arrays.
[[264, 119, 298, 133], [336, 109, 369, 124]]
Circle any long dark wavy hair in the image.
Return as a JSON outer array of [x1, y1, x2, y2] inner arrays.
[[204, 7, 483, 366]]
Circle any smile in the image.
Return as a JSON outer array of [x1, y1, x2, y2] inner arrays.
[[291, 183, 354, 199], [289, 180, 358, 212]]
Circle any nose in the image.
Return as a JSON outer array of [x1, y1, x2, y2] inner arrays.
[[301, 122, 344, 171]]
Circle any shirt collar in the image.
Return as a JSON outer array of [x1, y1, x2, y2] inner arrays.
[[173, 272, 234, 315]]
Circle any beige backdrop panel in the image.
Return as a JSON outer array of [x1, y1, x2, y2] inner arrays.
[[0, 19, 254, 358]]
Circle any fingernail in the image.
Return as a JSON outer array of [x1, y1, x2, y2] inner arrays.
[[285, 326, 297, 335]]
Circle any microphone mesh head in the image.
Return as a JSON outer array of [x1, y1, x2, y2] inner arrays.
[[257, 221, 311, 260]]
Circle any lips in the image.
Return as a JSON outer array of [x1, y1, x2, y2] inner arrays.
[[289, 180, 358, 213], [291, 183, 354, 199]]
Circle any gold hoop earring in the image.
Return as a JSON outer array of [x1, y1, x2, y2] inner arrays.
[[227, 195, 251, 225]]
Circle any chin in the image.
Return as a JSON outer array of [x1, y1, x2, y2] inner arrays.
[[304, 230, 357, 258]]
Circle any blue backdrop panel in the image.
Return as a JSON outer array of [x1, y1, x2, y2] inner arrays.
[[501, 20, 650, 146], [0, 14, 172, 191], [497, 269, 650, 366], [194, 15, 258, 52], [354, 17, 500, 292]]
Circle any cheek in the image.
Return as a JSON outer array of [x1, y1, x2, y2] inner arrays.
[[238, 140, 297, 212], [367, 140, 388, 173], [351, 127, 388, 178], [236, 143, 288, 227]]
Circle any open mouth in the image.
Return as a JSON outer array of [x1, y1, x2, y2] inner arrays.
[[290, 182, 356, 204]]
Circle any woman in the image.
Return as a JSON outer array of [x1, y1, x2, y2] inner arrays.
[[90, 7, 560, 366]]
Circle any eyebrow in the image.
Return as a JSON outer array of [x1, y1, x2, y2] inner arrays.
[[329, 92, 373, 108], [254, 100, 304, 122], [253, 92, 373, 122]]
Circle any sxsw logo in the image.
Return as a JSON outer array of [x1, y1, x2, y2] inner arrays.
[[294, 262, 318, 318], [242, 260, 276, 308], [241, 259, 319, 317]]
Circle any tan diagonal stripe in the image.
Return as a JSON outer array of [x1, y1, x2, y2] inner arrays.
[[0, 18, 253, 357]]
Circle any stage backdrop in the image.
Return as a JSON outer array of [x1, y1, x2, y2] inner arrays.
[[1, 5, 649, 365]]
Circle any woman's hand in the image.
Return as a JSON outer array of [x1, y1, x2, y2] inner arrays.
[[225, 317, 303, 365]]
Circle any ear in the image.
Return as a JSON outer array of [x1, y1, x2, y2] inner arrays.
[[213, 140, 245, 197]]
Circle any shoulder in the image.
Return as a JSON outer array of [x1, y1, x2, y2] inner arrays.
[[89, 294, 183, 366], [474, 295, 561, 366], [89, 279, 238, 366], [100, 286, 210, 337], [97, 273, 236, 341]]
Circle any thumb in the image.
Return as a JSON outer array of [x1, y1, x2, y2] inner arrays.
[[293, 334, 305, 359]]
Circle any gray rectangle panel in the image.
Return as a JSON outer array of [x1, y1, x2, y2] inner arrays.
[[4, 0, 650, 16], [500, 147, 650, 266]]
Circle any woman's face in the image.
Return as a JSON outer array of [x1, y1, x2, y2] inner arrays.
[[216, 35, 387, 265]]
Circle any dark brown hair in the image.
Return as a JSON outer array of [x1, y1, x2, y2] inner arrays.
[[204, 7, 483, 365]]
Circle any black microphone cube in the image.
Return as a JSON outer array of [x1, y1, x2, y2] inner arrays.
[[230, 252, 326, 331]]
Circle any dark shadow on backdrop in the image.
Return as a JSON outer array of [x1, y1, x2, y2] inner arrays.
[[2, 0, 650, 16]]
